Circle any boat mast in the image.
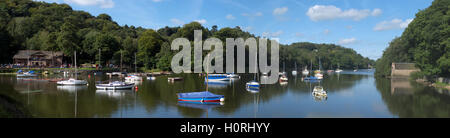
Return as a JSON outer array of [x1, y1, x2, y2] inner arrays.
[[206, 54, 209, 92], [254, 50, 257, 81], [75, 51, 77, 79], [134, 52, 137, 73]]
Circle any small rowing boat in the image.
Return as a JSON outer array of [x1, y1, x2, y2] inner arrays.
[[96, 81, 135, 90], [177, 91, 225, 102]]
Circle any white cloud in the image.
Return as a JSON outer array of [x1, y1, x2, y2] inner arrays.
[[273, 7, 288, 15], [226, 14, 235, 20], [337, 38, 357, 45], [170, 18, 184, 25], [242, 12, 263, 18], [194, 19, 207, 24], [262, 31, 283, 38], [371, 8, 382, 16], [373, 18, 413, 31], [64, 0, 114, 8], [152, 0, 163, 2], [306, 5, 381, 21], [295, 32, 304, 37]]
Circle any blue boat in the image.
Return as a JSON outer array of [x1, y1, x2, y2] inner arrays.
[[205, 74, 230, 81], [246, 81, 260, 89], [177, 91, 225, 102], [304, 76, 321, 80]]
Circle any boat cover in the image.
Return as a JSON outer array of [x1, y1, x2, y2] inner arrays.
[[178, 91, 224, 98]]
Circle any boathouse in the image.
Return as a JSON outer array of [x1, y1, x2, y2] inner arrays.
[[13, 50, 64, 67]]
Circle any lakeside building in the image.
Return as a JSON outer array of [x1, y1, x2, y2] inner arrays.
[[13, 50, 64, 67]]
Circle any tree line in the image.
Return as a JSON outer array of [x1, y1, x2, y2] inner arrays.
[[375, 0, 449, 78], [0, 0, 374, 72]]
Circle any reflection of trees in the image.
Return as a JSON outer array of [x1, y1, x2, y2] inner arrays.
[[375, 77, 450, 117], [289, 74, 369, 94], [0, 82, 32, 118]]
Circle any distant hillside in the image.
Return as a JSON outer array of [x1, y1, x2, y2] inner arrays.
[[0, 0, 374, 71]]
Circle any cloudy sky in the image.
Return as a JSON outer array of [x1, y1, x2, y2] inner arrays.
[[38, 0, 433, 60]]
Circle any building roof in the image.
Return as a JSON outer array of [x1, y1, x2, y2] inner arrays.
[[13, 50, 63, 59]]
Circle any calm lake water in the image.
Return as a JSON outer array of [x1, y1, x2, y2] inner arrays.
[[1, 69, 450, 118]]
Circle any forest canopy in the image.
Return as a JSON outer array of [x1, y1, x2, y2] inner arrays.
[[375, 0, 449, 78], [0, 0, 374, 71]]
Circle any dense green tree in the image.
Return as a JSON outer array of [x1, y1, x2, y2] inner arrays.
[[375, 0, 449, 78], [138, 29, 163, 69]]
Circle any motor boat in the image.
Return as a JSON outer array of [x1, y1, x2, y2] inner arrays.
[[125, 75, 142, 82], [246, 80, 260, 89], [57, 78, 88, 85], [147, 75, 156, 80], [302, 68, 309, 75], [177, 91, 225, 102], [312, 86, 327, 97], [16, 70, 38, 77], [335, 69, 343, 73], [226, 73, 240, 78], [292, 70, 298, 75], [314, 73, 324, 79], [96, 81, 135, 90], [279, 75, 288, 82], [206, 74, 230, 82]]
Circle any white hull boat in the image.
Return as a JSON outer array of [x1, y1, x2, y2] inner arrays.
[[57, 78, 88, 85], [96, 81, 135, 90], [312, 86, 327, 97]]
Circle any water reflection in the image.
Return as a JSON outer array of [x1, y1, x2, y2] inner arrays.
[[1, 69, 450, 118]]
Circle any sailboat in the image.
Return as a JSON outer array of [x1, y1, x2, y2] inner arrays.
[[57, 51, 88, 85], [335, 63, 343, 73], [246, 52, 260, 89], [314, 57, 323, 79], [177, 55, 225, 103], [279, 62, 288, 82], [125, 53, 142, 82], [292, 62, 298, 75]]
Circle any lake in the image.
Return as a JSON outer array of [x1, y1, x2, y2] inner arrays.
[[1, 69, 450, 118]]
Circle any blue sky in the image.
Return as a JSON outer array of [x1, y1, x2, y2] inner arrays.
[[39, 0, 434, 60]]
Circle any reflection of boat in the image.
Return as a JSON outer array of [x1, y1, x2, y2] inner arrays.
[[177, 91, 225, 102], [96, 81, 135, 90], [177, 101, 223, 109], [206, 74, 230, 82], [312, 86, 327, 97], [246, 87, 259, 93], [205, 81, 230, 88], [96, 89, 133, 98], [57, 78, 88, 85], [57, 85, 88, 92], [168, 77, 183, 82]]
